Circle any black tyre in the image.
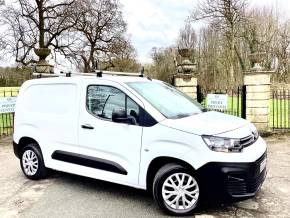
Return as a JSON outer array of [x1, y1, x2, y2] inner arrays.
[[153, 164, 200, 216], [20, 143, 48, 180]]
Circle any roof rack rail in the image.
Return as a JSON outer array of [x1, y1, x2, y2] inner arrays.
[[32, 68, 145, 78]]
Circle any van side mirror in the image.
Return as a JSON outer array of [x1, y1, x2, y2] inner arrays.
[[112, 108, 135, 125]]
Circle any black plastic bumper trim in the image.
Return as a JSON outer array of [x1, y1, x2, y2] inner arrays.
[[197, 152, 267, 200], [51, 150, 128, 175], [13, 141, 20, 158]]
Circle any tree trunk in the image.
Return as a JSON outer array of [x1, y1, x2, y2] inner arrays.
[[38, 0, 45, 48], [229, 30, 235, 87], [81, 55, 90, 73], [87, 45, 95, 72], [235, 45, 245, 71], [84, 61, 90, 73]]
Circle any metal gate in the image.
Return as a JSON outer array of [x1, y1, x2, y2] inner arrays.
[[271, 89, 290, 130], [0, 90, 18, 137], [197, 85, 246, 119]]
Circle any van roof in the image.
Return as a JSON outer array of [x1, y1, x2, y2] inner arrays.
[[24, 75, 152, 86]]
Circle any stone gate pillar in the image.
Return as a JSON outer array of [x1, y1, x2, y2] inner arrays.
[[244, 52, 273, 132], [174, 48, 198, 100], [174, 74, 198, 100]]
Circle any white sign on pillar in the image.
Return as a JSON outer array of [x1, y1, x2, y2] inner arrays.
[[0, 97, 17, 113]]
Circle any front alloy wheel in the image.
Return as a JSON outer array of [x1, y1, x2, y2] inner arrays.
[[162, 173, 199, 211], [153, 164, 200, 215]]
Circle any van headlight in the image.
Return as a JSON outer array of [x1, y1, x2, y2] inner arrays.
[[202, 135, 242, 152]]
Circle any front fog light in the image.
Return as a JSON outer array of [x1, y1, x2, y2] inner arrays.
[[202, 135, 242, 152]]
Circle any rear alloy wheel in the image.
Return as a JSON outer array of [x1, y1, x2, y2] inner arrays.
[[22, 150, 39, 176], [153, 164, 200, 215], [20, 143, 48, 180]]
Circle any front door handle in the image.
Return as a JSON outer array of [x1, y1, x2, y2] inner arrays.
[[81, 124, 94, 130]]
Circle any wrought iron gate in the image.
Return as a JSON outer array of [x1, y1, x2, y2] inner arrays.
[[0, 90, 18, 137], [271, 89, 290, 130], [197, 85, 246, 119]]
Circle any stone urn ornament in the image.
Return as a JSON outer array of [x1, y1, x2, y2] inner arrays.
[[178, 48, 192, 59], [177, 48, 197, 74], [34, 47, 54, 74], [248, 52, 266, 71]]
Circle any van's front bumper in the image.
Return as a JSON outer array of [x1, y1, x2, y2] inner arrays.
[[197, 151, 267, 199]]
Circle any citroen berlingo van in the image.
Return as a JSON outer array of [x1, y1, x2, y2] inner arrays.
[[13, 71, 267, 215]]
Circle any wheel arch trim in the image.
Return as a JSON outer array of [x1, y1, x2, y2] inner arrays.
[[145, 156, 196, 191], [14, 136, 42, 158]]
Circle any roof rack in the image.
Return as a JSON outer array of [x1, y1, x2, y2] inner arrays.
[[32, 68, 145, 78]]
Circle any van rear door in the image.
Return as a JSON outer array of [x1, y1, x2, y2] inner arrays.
[[15, 82, 80, 169]]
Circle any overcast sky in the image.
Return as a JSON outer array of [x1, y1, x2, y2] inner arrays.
[[120, 0, 289, 64], [1, 0, 289, 68]]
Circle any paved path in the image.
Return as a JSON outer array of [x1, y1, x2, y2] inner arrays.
[[0, 135, 290, 218]]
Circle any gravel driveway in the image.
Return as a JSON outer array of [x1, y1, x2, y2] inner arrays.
[[0, 135, 290, 218]]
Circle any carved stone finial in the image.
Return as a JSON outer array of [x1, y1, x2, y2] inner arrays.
[[248, 52, 266, 71], [176, 48, 196, 75], [34, 48, 54, 74]]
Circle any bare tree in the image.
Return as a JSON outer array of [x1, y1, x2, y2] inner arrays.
[[274, 21, 290, 81], [177, 23, 197, 50], [0, 0, 78, 65], [63, 0, 129, 72], [97, 36, 141, 72], [191, 0, 247, 84], [151, 47, 176, 83]]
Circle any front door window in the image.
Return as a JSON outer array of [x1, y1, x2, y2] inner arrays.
[[86, 85, 140, 125]]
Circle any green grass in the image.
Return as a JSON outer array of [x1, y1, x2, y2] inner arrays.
[[0, 87, 19, 90], [0, 87, 19, 97], [0, 113, 13, 136]]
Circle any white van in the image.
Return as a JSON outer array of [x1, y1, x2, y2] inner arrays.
[[13, 72, 267, 215]]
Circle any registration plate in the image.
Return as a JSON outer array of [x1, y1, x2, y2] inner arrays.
[[260, 158, 267, 173]]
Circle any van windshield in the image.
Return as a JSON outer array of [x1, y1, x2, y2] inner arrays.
[[126, 81, 204, 119]]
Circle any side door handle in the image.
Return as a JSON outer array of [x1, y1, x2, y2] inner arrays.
[[81, 124, 94, 130]]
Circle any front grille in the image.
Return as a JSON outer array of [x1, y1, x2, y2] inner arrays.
[[240, 131, 259, 148]]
